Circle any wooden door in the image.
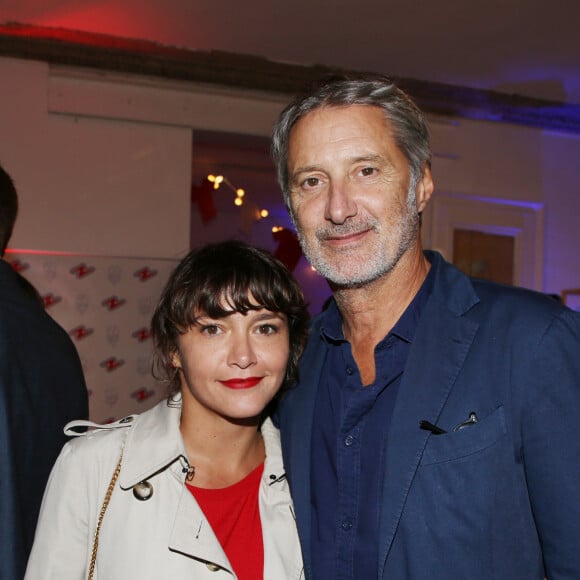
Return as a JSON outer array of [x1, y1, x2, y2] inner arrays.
[[453, 228, 515, 285]]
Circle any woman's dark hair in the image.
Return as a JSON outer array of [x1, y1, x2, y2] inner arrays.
[[151, 239, 310, 398]]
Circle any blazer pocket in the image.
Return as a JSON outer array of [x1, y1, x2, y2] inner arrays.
[[420, 405, 506, 466]]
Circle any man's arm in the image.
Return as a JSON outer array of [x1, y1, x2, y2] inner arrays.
[[521, 308, 580, 577]]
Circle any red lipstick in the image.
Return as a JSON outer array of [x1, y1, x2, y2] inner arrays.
[[219, 377, 262, 389]]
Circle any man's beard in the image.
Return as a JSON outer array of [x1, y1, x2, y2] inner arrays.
[[296, 185, 419, 288]]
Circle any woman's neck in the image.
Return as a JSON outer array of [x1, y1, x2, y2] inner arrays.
[[179, 399, 265, 489]]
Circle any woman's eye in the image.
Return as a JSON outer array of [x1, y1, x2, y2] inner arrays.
[[257, 324, 277, 335], [200, 324, 220, 335]]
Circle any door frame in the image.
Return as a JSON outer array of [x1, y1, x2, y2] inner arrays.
[[422, 192, 544, 290]]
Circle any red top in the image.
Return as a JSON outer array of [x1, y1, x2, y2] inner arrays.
[[187, 463, 265, 579]]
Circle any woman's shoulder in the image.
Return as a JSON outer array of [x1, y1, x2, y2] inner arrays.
[[60, 400, 178, 466], [60, 402, 164, 461], [56, 417, 133, 474]]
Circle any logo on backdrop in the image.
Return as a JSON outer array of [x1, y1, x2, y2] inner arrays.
[[132, 327, 152, 342], [100, 357, 125, 372], [134, 266, 158, 282], [10, 259, 29, 273], [131, 388, 155, 403], [69, 325, 95, 341], [70, 263, 96, 279], [43, 293, 63, 309], [101, 295, 127, 311]]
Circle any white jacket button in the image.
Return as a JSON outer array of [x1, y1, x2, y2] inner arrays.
[[206, 563, 220, 572]]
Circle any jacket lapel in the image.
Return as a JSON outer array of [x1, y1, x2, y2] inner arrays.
[[169, 484, 233, 572], [377, 256, 480, 575], [279, 319, 328, 578]]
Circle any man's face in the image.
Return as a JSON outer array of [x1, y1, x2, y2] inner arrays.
[[286, 105, 432, 287]]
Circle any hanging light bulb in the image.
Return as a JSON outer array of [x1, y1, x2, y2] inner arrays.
[[260, 209, 269, 218], [234, 197, 243, 207], [213, 175, 224, 190], [236, 188, 245, 198]]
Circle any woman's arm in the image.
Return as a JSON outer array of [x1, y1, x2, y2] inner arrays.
[[25, 439, 92, 580]]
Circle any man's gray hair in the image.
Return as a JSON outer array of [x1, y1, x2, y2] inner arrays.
[[271, 74, 432, 207]]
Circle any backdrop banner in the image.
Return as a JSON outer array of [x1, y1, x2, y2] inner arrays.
[[7, 250, 178, 423]]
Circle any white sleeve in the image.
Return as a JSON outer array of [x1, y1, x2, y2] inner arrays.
[[25, 440, 92, 580]]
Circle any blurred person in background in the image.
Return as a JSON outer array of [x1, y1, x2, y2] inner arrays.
[[0, 162, 88, 579]]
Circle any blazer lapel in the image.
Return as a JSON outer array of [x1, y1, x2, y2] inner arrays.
[[279, 319, 328, 577], [377, 260, 480, 575]]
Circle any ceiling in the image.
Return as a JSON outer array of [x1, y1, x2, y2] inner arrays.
[[1, 0, 580, 105]]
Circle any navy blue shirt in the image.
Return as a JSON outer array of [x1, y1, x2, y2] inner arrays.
[[310, 266, 435, 579]]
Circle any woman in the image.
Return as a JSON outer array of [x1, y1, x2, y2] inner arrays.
[[25, 240, 309, 579]]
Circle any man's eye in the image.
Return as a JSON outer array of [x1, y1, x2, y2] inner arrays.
[[360, 167, 376, 176], [303, 177, 319, 188]]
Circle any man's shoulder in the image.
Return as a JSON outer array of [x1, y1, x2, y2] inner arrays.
[[0, 271, 76, 347], [432, 252, 569, 322], [470, 277, 567, 318], [448, 276, 580, 352]]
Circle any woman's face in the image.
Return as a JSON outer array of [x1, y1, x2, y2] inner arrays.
[[173, 305, 290, 424]]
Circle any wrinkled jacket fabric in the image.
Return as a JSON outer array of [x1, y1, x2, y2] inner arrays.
[[25, 400, 303, 579]]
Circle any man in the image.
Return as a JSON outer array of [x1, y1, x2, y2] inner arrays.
[[272, 75, 580, 579], [0, 164, 88, 579]]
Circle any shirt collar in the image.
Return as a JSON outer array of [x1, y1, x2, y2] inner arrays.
[[318, 255, 438, 345], [391, 261, 435, 343], [319, 298, 344, 343]]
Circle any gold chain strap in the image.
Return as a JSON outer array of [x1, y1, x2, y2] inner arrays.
[[87, 449, 124, 580]]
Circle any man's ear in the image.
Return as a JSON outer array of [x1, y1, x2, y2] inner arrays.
[[415, 166, 434, 214]]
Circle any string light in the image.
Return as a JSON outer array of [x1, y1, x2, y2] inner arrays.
[[207, 174, 224, 190], [205, 173, 272, 218]]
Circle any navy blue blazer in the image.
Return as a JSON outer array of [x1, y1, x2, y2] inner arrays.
[[278, 251, 580, 579], [0, 259, 88, 579]]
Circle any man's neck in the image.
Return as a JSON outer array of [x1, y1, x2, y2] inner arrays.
[[332, 247, 430, 385]]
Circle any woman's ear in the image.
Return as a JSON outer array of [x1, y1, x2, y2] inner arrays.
[[171, 350, 182, 369]]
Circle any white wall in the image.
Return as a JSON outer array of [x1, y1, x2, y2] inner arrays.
[[425, 115, 580, 295], [0, 58, 190, 258]]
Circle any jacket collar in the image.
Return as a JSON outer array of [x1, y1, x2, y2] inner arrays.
[[120, 400, 187, 489], [118, 400, 285, 489]]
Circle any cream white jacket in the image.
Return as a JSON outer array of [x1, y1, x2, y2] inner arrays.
[[25, 401, 304, 579]]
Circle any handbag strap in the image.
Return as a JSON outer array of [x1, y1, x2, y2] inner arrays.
[[87, 448, 124, 580]]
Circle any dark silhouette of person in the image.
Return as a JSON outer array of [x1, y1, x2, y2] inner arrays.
[[0, 163, 89, 579]]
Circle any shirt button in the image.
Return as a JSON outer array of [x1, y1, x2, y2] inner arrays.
[[206, 563, 220, 571], [341, 519, 353, 531], [344, 435, 354, 447], [346, 367, 354, 376]]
